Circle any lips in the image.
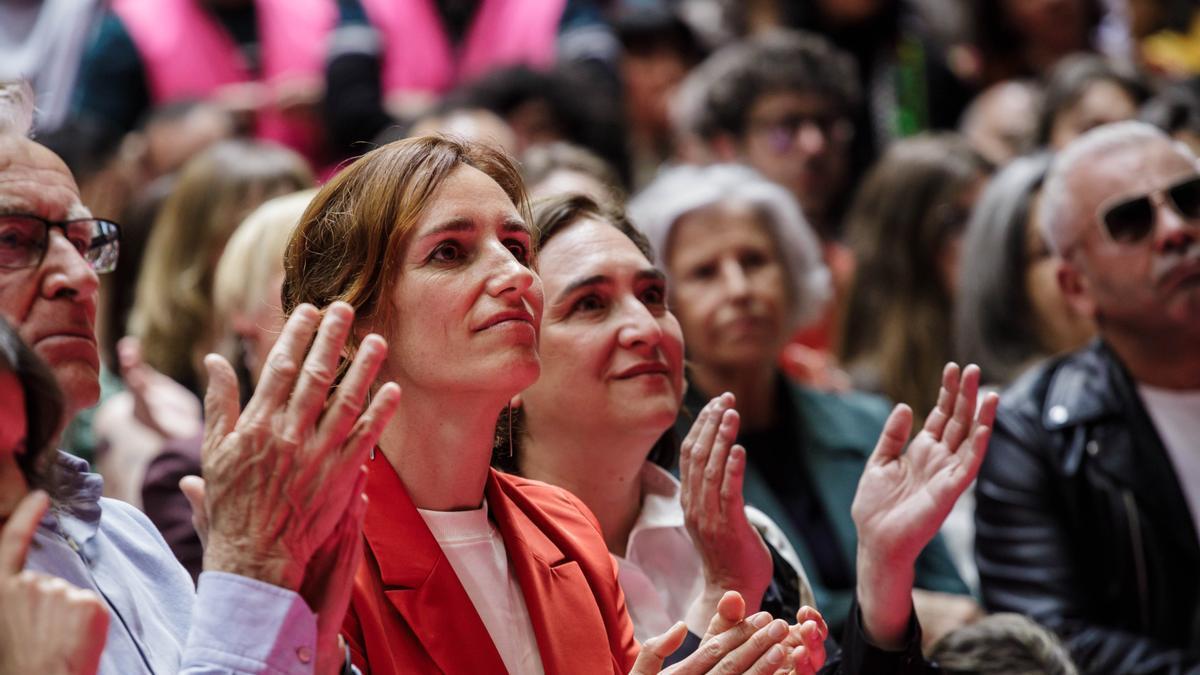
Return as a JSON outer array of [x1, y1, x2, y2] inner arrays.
[[33, 328, 96, 346], [474, 309, 535, 332], [1159, 262, 1200, 292], [614, 361, 671, 379]]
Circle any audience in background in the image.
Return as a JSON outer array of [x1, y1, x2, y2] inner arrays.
[[1035, 53, 1148, 149], [522, 142, 625, 204], [929, 613, 1078, 675], [958, 80, 1042, 166]]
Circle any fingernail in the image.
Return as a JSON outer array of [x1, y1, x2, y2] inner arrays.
[[768, 619, 787, 640], [749, 611, 771, 628]]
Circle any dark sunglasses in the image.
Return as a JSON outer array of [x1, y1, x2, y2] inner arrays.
[[0, 214, 121, 274], [1096, 175, 1200, 244]]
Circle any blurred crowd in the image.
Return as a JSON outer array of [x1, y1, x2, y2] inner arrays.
[[2, 0, 1200, 673]]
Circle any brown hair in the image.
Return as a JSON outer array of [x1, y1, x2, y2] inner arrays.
[[129, 140, 313, 393], [281, 135, 531, 369]]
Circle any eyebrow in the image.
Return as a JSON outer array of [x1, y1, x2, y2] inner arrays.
[[553, 268, 665, 303], [417, 216, 532, 242]]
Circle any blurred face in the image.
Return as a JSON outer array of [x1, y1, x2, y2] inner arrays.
[[0, 371, 26, 464], [667, 203, 791, 372], [738, 91, 852, 228], [1023, 198, 1094, 352], [1060, 139, 1200, 337], [963, 82, 1040, 165], [0, 137, 100, 416], [522, 219, 684, 441], [622, 48, 690, 136], [1049, 81, 1139, 150], [374, 165, 543, 396]]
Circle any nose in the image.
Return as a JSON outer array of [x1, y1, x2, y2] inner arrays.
[[484, 243, 536, 299], [1155, 200, 1197, 255], [719, 259, 751, 300], [795, 122, 828, 156], [41, 230, 99, 301], [616, 297, 664, 352]]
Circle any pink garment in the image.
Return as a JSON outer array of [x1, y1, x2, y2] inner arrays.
[[113, 0, 335, 162], [361, 0, 566, 95]]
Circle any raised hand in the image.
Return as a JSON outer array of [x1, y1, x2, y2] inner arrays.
[[0, 491, 110, 675], [851, 362, 998, 647], [680, 394, 772, 630], [117, 336, 201, 440]]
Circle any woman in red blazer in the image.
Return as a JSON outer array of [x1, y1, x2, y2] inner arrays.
[[279, 136, 814, 675]]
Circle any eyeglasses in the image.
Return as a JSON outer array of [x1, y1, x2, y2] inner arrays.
[[748, 113, 855, 153], [0, 214, 121, 274], [1096, 175, 1200, 244]]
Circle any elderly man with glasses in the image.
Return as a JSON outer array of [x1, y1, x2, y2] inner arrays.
[[976, 120, 1200, 674], [0, 82, 401, 674]]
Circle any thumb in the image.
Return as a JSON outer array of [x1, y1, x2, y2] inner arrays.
[[630, 621, 687, 675], [179, 476, 208, 549], [0, 490, 50, 576], [871, 404, 913, 464]]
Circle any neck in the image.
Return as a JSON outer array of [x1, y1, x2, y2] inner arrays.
[[1106, 328, 1200, 390], [689, 362, 779, 431], [518, 422, 650, 557], [0, 455, 30, 522], [376, 386, 502, 511]]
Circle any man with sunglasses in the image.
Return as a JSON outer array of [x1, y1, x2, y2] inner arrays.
[[0, 84, 401, 673], [976, 121, 1200, 673]]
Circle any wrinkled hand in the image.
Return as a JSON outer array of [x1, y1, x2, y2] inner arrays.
[[631, 591, 800, 674], [118, 336, 202, 440], [200, 302, 401, 590], [0, 491, 110, 675], [851, 363, 998, 647], [680, 394, 772, 629]]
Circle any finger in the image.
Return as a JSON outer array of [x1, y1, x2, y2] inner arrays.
[[0, 490, 49, 575], [870, 404, 913, 464], [679, 400, 716, 501], [798, 620, 826, 670], [921, 362, 959, 437], [794, 606, 828, 643], [630, 621, 687, 675], [711, 619, 790, 674], [942, 364, 981, 452], [789, 645, 817, 675], [956, 392, 999, 489], [311, 333, 388, 456], [179, 476, 209, 549], [704, 590, 748, 642], [284, 302, 355, 443], [703, 408, 739, 521], [330, 382, 402, 497], [241, 303, 320, 423], [720, 445, 748, 522], [201, 354, 240, 459], [685, 395, 728, 518]]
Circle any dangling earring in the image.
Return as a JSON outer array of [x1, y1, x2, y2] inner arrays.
[[506, 403, 514, 458], [366, 383, 377, 461]]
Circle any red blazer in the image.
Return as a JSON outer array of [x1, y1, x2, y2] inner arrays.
[[343, 461, 640, 674]]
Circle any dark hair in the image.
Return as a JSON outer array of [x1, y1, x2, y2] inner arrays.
[[1035, 53, 1149, 146], [492, 193, 679, 472], [972, 0, 1103, 84], [1140, 77, 1200, 137], [614, 4, 703, 64], [693, 29, 860, 140], [955, 153, 1052, 386], [0, 316, 65, 498], [930, 613, 1078, 674], [839, 133, 987, 420]]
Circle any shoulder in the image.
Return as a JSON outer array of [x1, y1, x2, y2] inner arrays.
[[495, 471, 605, 535]]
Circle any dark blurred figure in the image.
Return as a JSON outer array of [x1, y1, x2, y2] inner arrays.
[[0, 0, 104, 133], [72, 0, 336, 164], [929, 614, 1078, 675], [839, 133, 989, 423], [522, 142, 625, 204], [958, 79, 1043, 165], [1141, 76, 1200, 156], [972, 0, 1104, 85], [323, 0, 618, 157], [1035, 53, 1150, 149]]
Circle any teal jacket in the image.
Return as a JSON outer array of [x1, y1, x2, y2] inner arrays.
[[679, 378, 969, 635]]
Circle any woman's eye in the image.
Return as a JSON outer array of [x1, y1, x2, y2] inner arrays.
[[690, 263, 717, 280], [640, 286, 665, 306], [740, 251, 768, 270], [573, 294, 605, 313], [430, 241, 464, 262], [505, 240, 530, 264]]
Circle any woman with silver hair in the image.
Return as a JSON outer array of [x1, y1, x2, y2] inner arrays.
[[629, 164, 975, 641]]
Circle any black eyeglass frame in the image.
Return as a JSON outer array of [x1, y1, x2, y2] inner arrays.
[[0, 213, 121, 274], [1094, 174, 1200, 245]]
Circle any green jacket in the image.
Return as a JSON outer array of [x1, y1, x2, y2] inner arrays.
[[680, 379, 968, 635]]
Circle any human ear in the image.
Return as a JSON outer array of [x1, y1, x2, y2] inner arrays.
[[1057, 261, 1096, 320]]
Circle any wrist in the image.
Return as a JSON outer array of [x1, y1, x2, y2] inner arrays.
[[203, 539, 305, 591], [855, 544, 916, 650]]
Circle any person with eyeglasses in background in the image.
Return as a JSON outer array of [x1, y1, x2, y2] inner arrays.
[[975, 120, 1200, 674]]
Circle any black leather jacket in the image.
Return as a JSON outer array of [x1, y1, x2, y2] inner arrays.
[[976, 340, 1200, 674]]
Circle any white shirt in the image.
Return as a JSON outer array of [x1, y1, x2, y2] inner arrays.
[[418, 500, 545, 675], [1137, 384, 1200, 539], [616, 463, 813, 642]]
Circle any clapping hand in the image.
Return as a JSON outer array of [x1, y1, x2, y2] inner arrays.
[[0, 491, 110, 675], [851, 363, 998, 647], [680, 394, 772, 630]]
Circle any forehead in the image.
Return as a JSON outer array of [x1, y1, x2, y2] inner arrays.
[[539, 219, 652, 287], [671, 203, 773, 256], [1068, 139, 1197, 215], [0, 137, 86, 219], [415, 164, 523, 228], [748, 90, 841, 120]]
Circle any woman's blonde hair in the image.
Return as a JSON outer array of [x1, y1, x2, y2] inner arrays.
[[282, 135, 530, 370], [129, 140, 313, 392]]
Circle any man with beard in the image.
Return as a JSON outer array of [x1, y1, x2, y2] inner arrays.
[[976, 121, 1200, 673]]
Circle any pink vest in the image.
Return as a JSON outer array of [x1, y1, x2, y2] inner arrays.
[[361, 0, 566, 95], [113, 0, 336, 162]]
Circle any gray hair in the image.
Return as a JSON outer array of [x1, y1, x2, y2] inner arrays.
[[627, 163, 831, 328], [1038, 121, 1179, 252], [0, 80, 35, 137], [955, 153, 1053, 386], [930, 613, 1078, 675]]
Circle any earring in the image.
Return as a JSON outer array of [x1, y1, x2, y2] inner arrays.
[[506, 403, 514, 458]]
